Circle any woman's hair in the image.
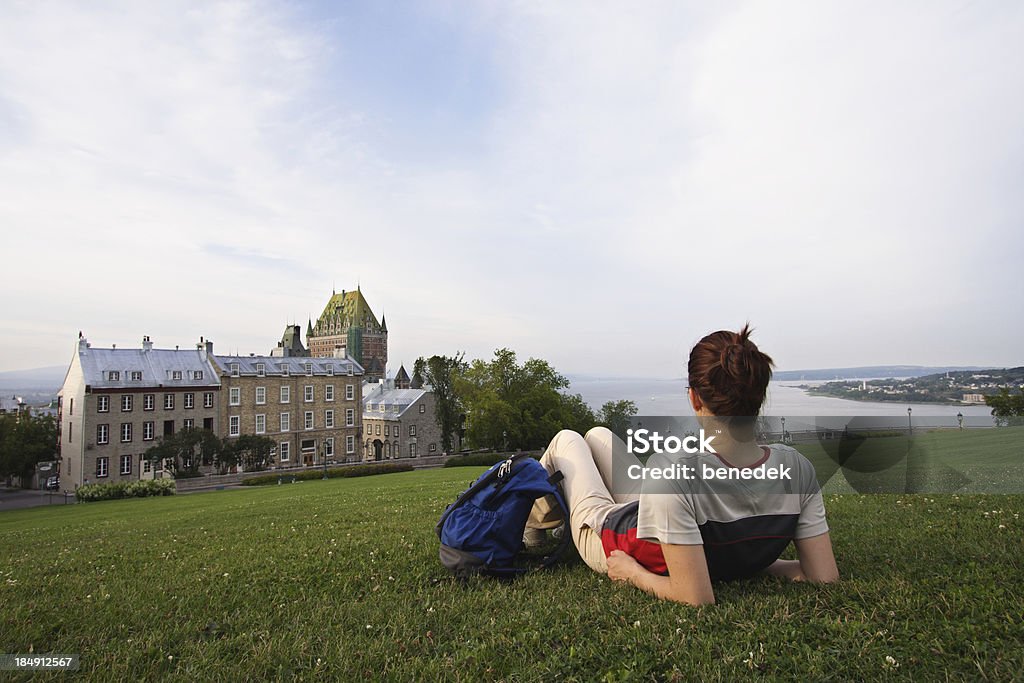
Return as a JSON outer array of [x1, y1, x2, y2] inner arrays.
[[687, 323, 775, 416]]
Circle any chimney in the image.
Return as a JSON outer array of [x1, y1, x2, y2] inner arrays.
[[78, 334, 89, 353], [333, 346, 347, 359], [198, 337, 213, 361], [142, 336, 153, 352]]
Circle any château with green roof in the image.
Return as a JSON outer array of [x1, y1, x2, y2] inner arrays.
[[307, 286, 388, 381]]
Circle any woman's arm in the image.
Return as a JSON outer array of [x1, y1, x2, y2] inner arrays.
[[606, 545, 715, 606], [766, 532, 839, 583]]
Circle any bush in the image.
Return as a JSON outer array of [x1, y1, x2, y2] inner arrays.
[[443, 452, 540, 468], [76, 478, 176, 502], [240, 462, 414, 486]]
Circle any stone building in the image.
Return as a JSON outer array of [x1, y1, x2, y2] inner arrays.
[[270, 324, 309, 357], [56, 335, 221, 490], [306, 287, 387, 382], [213, 353, 365, 467], [361, 379, 457, 460]]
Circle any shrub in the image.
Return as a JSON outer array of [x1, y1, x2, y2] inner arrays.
[[240, 462, 414, 486], [443, 452, 540, 468], [75, 478, 176, 502]]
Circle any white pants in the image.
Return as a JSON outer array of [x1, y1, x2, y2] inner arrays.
[[530, 427, 641, 574]]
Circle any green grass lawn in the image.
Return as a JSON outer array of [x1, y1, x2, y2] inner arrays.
[[2, 460, 1023, 680]]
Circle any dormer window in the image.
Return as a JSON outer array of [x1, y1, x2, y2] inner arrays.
[[108, 370, 120, 381], [172, 370, 183, 380], [230, 363, 240, 377], [327, 364, 334, 376], [281, 364, 290, 377], [194, 370, 204, 380], [347, 364, 354, 376], [130, 371, 142, 381], [305, 363, 313, 376], [256, 363, 266, 377]]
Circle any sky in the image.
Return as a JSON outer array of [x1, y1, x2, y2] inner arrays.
[[1, 1, 1022, 378]]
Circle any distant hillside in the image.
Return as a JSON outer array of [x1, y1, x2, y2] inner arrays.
[[0, 365, 66, 391], [773, 366, 992, 381]]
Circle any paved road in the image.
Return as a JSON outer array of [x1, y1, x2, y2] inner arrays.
[[0, 487, 77, 511]]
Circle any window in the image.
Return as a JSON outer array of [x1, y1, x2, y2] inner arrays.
[[280, 442, 290, 462], [346, 384, 354, 401], [280, 386, 290, 403], [130, 371, 142, 381], [97, 396, 109, 413], [164, 394, 174, 410], [120, 454, 132, 475], [183, 418, 194, 430], [325, 410, 334, 428], [419, 404, 426, 414], [347, 364, 354, 376], [409, 443, 417, 458], [230, 363, 240, 377], [97, 424, 109, 445], [325, 437, 334, 457], [203, 417, 213, 430], [97, 457, 109, 478], [304, 385, 313, 402], [108, 370, 120, 381], [325, 385, 334, 401], [68, 423, 72, 443], [393, 442, 400, 457], [163, 420, 174, 437], [170, 370, 181, 380], [327, 364, 334, 376], [255, 414, 265, 434], [194, 370, 204, 380], [304, 411, 314, 430], [281, 364, 290, 377], [346, 435, 355, 454], [346, 408, 354, 427], [120, 423, 132, 443], [121, 394, 132, 412], [143, 458, 151, 473], [429, 443, 437, 453], [384, 425, 390, 437], [256, 363, 265, 377], [184, 393, 194, 409], [305, 362, 313, 376], [69, 398, 73, 415], [229, 388, 240, 406], [410, 424, 417, 437], [376, 424, 381, 436], [143, 421, 154, 441], [144, 394, 155, 411], [229, 416, 240, 436], [280, 413, 290, 432], [203, 392, 214, 408], [256, 387, 266, 405]]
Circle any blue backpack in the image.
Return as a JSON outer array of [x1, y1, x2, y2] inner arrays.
[[436, 453, 571, 578]]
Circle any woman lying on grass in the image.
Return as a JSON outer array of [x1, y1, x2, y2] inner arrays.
[[528, 325, 838, 605]]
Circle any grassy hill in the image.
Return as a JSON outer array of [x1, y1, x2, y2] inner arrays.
[[1, 432, 1022, 680]]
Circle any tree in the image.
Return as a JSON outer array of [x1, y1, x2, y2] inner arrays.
[[415, 353, 468, 454], [597, 400, 638, 440], [0, 412, 57, 486], [456, 349, 596, 451], [143, 428, 233, 478], [234, 434, 276, 471], [985, 388, 1024, 427]]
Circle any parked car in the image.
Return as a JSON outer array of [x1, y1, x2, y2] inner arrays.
[[44, 476, 59, 491]]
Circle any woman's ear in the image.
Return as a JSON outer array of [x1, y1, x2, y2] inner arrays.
[[688, 387, 702, 413]]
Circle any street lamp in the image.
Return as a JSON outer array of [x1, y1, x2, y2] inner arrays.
[[503, 430, 508, 453], [322, 442, 328, 480], [957, 412, 963, 431], [907, 407, 912, 435], [781, 417, 786, 443]]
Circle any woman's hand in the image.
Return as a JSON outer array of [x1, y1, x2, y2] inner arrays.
[[607, 549, 641, 582]]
